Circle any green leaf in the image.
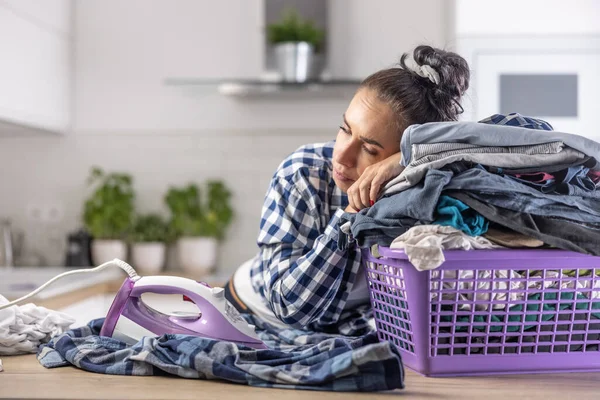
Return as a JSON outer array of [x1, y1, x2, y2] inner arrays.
[[129, 214, 169, 243], [82, 167, 135, 239], [164, 180, 234, 241], [266, 7, 325, 50]]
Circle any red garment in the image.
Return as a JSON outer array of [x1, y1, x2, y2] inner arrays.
[[512, 171, 555, 183], [588, 169, 600, 184]]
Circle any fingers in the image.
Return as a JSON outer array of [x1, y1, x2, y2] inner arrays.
[[369, 173, 385, 204], [358, 177, 371, 209], [348, 167, 375, 210], [345, 153, 404, 211], [344, 204, 359, 213], [347, 182, 366, 211]]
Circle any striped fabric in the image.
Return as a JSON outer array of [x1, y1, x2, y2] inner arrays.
[[409, 141, 565, 167]]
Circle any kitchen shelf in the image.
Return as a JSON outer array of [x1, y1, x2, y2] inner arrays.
[[163, 78, 362, 97]]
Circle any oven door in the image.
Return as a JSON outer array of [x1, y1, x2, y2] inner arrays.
[[460, 37, 600, 142]]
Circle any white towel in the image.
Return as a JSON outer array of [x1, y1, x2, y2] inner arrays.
[[0, 295, 75, 355], [390, 225, 503, 271]]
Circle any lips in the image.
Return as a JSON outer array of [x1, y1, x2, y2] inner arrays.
[[334, 168, 355, 182]]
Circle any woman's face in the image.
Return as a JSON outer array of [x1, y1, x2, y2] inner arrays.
[[332, 88, 401, 192]]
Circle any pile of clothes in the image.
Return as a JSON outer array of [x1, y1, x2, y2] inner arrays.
[[0, 293, 75, 372], [339, 113, 600, 355], [0, 294, 74, 356], [340, 113, 600, 269]]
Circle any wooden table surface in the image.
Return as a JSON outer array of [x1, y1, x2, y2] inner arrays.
[[1, 354, 598, 399]]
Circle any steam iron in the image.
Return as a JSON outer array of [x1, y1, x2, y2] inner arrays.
[[100, 275, 268, 349]]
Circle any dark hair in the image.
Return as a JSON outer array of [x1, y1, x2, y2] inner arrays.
[[360, 45, 470, 135]]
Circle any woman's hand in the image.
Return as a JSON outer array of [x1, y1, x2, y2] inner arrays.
[[344, 204, 360, 214], [347, 152, 404, 211]]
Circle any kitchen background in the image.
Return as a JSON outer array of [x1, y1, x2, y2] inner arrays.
[[0, 0, 598, 277]]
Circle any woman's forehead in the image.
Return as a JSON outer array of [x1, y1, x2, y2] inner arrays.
[[346, 89, 397, 138]]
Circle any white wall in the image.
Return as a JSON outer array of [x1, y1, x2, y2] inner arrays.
[[328, 0, 454, 79], [0, 0, 451, 273], [456, 0, 600, 36], [74, 0, 451, 132]]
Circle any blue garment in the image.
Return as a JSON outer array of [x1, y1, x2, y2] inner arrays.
[[446, 167, 600, 223], [400, 114, 600, 169], [434, 195, 488, 236], [37, 317, 405, 392], [247, 141, 369, 333], [506, 165, 597, 197], [479, 113, 554, 131], [449, 191, 600, 256]]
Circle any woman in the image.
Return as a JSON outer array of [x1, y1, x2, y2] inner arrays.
[[224, 45, 470, 335]]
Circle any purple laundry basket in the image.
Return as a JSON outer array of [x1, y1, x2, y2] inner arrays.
[[361, 247, 600, 377]]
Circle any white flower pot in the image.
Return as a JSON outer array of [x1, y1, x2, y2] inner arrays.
[[177, 237, 218, 275], [91, 239, 127, 265], [131, 242, 166, 275]]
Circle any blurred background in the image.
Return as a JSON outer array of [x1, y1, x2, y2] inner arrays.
[[0, 0, 598, 277]]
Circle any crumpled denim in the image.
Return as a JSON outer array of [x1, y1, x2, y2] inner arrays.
[[446, 167, 600, 223]]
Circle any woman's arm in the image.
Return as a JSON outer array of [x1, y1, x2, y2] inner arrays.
[[254, 175, 361, 328]]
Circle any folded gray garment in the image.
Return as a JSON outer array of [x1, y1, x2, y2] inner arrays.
[[410, 141, 565, 167], [383, 147, 586, 197], [399, 121, 600, 169], [488, 156, 595, 174]]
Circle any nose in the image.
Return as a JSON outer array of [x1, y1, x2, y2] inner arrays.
[[337, 138, 359, 168]]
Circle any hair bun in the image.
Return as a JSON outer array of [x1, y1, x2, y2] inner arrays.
[[412, 45, 470, 98], [400, 45, 470, 120]]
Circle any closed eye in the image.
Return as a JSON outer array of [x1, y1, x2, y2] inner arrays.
[[363, 145, 377, 156], [339, 125, 350, 134]]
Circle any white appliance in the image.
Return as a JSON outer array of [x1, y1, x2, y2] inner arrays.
[[458, 36, 600, 142]]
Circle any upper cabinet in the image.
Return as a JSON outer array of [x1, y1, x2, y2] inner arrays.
[[0, 0, 71, 135]]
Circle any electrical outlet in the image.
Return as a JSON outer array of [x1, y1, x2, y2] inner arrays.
[[44, 204, 64, 224], [26, 203, 64, 223], [26, 203, 44, 222]]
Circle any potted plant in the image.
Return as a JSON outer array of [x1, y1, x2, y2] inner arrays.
[[266, 8, 325, 82], [83, 167, 134, 264], [165, 181, 233, 275], [129, 213, 170, 275]]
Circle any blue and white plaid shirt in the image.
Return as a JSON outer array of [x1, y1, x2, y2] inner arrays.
[[249, 142, 371, 335]]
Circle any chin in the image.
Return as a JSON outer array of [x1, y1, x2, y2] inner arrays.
[[333, 177, 351, 193]]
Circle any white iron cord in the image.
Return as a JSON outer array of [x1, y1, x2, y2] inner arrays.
[[0, 259, 140, 311]]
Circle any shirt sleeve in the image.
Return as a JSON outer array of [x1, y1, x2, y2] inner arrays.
[[255, 174, 360, 328]]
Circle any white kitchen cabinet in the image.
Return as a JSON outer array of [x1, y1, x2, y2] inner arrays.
[[2, 0, 72, 36], [0, 0, 71, 135]]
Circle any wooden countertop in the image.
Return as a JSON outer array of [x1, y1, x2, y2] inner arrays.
[[2, 270, 599, 399], [1, 354, 598, 399]]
